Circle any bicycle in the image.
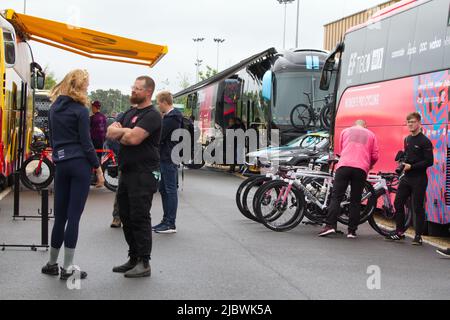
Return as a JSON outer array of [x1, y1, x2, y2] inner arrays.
[[20, 143, 119, 192], [253, 160, 377, 232], [289, 92, 333, 131], [236, 166, 303, 223], [367, 172, 412, 237], [20, 141, 54, 191]]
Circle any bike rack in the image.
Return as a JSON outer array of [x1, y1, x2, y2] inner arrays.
[[13, 172, 54, 220], [1, 173, 51, 251]]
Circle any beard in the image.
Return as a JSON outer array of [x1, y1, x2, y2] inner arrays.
[[130, 94, 145, 105]]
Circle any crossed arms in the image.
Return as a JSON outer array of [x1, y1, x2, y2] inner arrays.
[[106, 122, 149, 146]]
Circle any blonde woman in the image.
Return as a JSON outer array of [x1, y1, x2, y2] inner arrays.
[[41, 69, 104, 280]]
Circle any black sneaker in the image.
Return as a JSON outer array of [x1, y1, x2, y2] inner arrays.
[[385, 233, 406, 241], [412, 235, 423, 246], [347, 231, 357, 239], [60, 267, 88, 281], [436, 248, 450, 258], [113, 258, 138, 273], [318, 226, 336, 237], [41, 263, 59, 276], [152, 222, 165, 231], [154, 223, 177, 234]]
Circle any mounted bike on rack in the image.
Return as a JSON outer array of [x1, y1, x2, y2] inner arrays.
[[289, 92, 333, 131], [20, 141, 119, 192]]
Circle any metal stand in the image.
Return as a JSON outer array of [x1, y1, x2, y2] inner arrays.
[[13, 172, 53, 220], [1, 189, 51, 251]]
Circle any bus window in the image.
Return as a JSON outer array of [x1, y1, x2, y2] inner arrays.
[[384, 7, 418, 80], [411, 0, 448, 75], [272, 71, 315, 125], [3, 31, 15, 65], [359, 18, 390, 84]]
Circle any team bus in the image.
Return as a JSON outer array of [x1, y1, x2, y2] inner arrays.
[[174, 48, 334, 167], [0, 12, 45, 188], [261, 49, 334, 144], [320, 0, 450, 234], [0, 9, 167, 191]]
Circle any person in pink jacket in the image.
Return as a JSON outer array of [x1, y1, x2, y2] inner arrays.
[[319, 120, 379, 239]]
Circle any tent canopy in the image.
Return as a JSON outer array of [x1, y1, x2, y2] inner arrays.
[[3, 9, 168, 67]]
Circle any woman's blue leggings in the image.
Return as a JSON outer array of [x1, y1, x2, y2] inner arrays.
[[50, 158, 92, 249]]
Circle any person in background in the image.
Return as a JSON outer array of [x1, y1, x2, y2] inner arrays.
[[386, 112, 434, 245], [90, 100, 107, 155], [152, 91, 182, 234], [319, 120, 379, 239], [41, 69, 104, 281], [108, 111, 125, 228], [227, 117, 241, 173]]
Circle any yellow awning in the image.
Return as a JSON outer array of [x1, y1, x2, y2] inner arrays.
[[3, 9, 168, 67]]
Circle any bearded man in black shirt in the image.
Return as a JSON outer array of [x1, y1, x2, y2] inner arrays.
[[387, 112, 434, 245], [106, 76, 162, 278]]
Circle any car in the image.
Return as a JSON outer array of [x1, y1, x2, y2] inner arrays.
[[243, 131, 330, 174]]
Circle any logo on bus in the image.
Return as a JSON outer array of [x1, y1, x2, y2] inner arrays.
[[347, 48, 384, 77]]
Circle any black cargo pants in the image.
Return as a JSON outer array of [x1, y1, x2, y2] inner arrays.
[[118, 170, 159, 260]]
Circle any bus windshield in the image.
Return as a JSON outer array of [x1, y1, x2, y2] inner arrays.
[[272, 70, 333, 126]]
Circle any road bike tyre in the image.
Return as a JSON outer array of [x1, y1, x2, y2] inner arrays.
[[337, 180, 377, 226], [252, 179, 285, 223], [368, 188, 413, 237], [242, 176, 272, 222], [254, 180, 305, 232], [236, 175, 264, 220], [319, 103, 332, 130], [20, 155, 54, 190], [290, 104, 314, 131], [102, 162, 118, 192], [297, 176, 328, 224]]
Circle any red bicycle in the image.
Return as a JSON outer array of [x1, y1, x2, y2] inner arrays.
[[20, 141, 119, 192]]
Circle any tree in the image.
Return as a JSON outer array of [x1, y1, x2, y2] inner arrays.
[[198, 66, 218, 81], [89, 89, 131, 116], [43, 67, 57, 90], [177, 72, 191, 90]]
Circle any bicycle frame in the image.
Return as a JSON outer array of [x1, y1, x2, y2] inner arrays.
[[31, 148, 52, 175], [99, 149, 117, 166], [288, 170, 334, 211]]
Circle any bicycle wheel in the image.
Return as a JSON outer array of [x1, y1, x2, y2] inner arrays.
[[252, 178, 286, 223], [236, 175, 264, 220], [242, 176, 272, 222], [368, 188, 412, 237], [102, 162, 118, 192], [319, 103, 332, 130], [290, 104, 314, 131], [254, 180, 305, 232], [337, 181, 377, 225], [20, 155, 54, 190], [300, 176, 328, 224]]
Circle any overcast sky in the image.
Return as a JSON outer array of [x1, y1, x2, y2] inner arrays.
[[2, 0, 387, 94]]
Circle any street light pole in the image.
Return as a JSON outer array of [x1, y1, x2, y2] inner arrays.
[[295, 0, 300, 48], [23, 0, 27, 14], [214, 38, 225, 71], [193, 37, 205, 83], [277, 0, 295, 49]]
